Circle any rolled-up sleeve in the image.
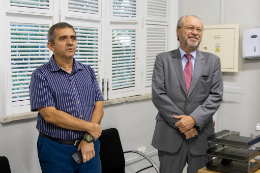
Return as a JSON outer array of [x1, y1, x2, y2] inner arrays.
[[29, 70, 55, 111]]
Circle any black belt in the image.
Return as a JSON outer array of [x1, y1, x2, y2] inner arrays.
[[40, 132, 81, 146]]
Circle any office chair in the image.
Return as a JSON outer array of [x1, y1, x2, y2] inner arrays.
[[99, 128, 159, 173], [0, 156, 11, 173]]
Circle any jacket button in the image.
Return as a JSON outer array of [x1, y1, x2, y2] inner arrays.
[[186, 100, 189, 105]]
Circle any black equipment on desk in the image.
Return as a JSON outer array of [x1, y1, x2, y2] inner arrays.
[[206, 130, 260, 173]]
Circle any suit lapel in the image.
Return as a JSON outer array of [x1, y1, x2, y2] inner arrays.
[[187, 50, 205, 98], [171, 49, 187, 95]]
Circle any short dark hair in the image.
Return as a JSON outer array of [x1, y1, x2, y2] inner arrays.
[[48, 22, 76, 44], [176, 15, 203, 41]]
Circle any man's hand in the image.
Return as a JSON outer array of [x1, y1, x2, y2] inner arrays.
[[174, 115, 196, 133], [184, 127, 198, 139], [78, 140, 95, 163], [88, 123, 102, 140]]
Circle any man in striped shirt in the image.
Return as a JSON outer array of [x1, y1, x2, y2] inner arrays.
[[30, 22, 104, 173]]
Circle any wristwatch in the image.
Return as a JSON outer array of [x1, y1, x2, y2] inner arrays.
[[83, 133, 94, 143]]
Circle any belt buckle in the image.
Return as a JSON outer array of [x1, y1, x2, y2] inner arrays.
[[74, 140, 80, 146]]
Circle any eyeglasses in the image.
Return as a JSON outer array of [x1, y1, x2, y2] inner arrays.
[[179, 26, 203, 34]]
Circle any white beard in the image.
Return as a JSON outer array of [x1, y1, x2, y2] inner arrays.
[[187, 38, 199, 47]]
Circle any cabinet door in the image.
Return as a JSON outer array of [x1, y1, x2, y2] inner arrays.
[[200, 29, 235, 69]]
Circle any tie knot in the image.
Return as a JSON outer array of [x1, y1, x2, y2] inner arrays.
[[184, 54, 192, 61]]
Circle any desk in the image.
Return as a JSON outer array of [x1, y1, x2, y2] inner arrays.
[[198, 167, 260, 173]]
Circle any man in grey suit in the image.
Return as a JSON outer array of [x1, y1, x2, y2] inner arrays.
[[152, 15, 223, 173]]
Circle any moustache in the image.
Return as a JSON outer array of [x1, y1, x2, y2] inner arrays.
[[188, 36, 199, 40]]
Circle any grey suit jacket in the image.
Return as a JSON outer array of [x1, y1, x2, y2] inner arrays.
[[151, 49, 223, 155]]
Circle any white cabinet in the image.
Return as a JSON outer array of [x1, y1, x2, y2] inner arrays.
[[199, 24, 239, 72]]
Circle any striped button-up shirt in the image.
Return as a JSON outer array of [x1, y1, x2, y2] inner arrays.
[[30, 55, 104, 140]]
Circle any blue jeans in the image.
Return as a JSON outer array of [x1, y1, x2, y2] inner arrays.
[[37, 134, 101, 173]]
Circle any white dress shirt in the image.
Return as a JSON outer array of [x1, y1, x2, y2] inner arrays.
[[178, 47, 197, 75]]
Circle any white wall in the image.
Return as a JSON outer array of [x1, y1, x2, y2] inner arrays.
[[181, 0, 260, 136], [0, 99, 160, 173]]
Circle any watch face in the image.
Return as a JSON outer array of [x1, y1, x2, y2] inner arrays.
[[85, 134, 93, 142]]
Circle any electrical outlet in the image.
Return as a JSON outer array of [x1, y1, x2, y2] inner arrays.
[[137, 146, 146, 153]]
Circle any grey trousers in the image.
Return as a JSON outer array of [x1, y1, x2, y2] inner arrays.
[[158, 140, 210, 173]]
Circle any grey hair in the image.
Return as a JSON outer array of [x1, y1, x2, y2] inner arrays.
[[48, 22, 76, 45], [176, 15, 203, 41]]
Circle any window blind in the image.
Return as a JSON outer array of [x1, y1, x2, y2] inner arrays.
[[10, 23, 49, 102], [147, 0, 168, 21], [111, 29, 136, 91], [146, 26, 167, 87], [10, 0, 50, 10], [74, 27, 99, 77], [68, 0, 99, 15], [112, 0, 136, 18]]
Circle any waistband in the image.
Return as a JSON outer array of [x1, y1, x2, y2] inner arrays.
[[40, 132, 81, 147]]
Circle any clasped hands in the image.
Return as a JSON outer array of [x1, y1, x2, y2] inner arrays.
[[174, 115, 198, 139], [78, 122, 102, 163]]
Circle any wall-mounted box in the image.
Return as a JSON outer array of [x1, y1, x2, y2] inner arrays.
[[199, 24, 239, 72], [243, 28, 260, 59]]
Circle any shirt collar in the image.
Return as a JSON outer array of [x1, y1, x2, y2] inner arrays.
[[178, 47, 197, 60], [49, 55, 83, 72]]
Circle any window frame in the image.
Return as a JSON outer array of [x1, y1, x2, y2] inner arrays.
[[107, 24, 141, 99], [4, 15, 53, 116]]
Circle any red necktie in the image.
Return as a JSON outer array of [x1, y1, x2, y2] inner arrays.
[[184, 54, 192, 93]]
